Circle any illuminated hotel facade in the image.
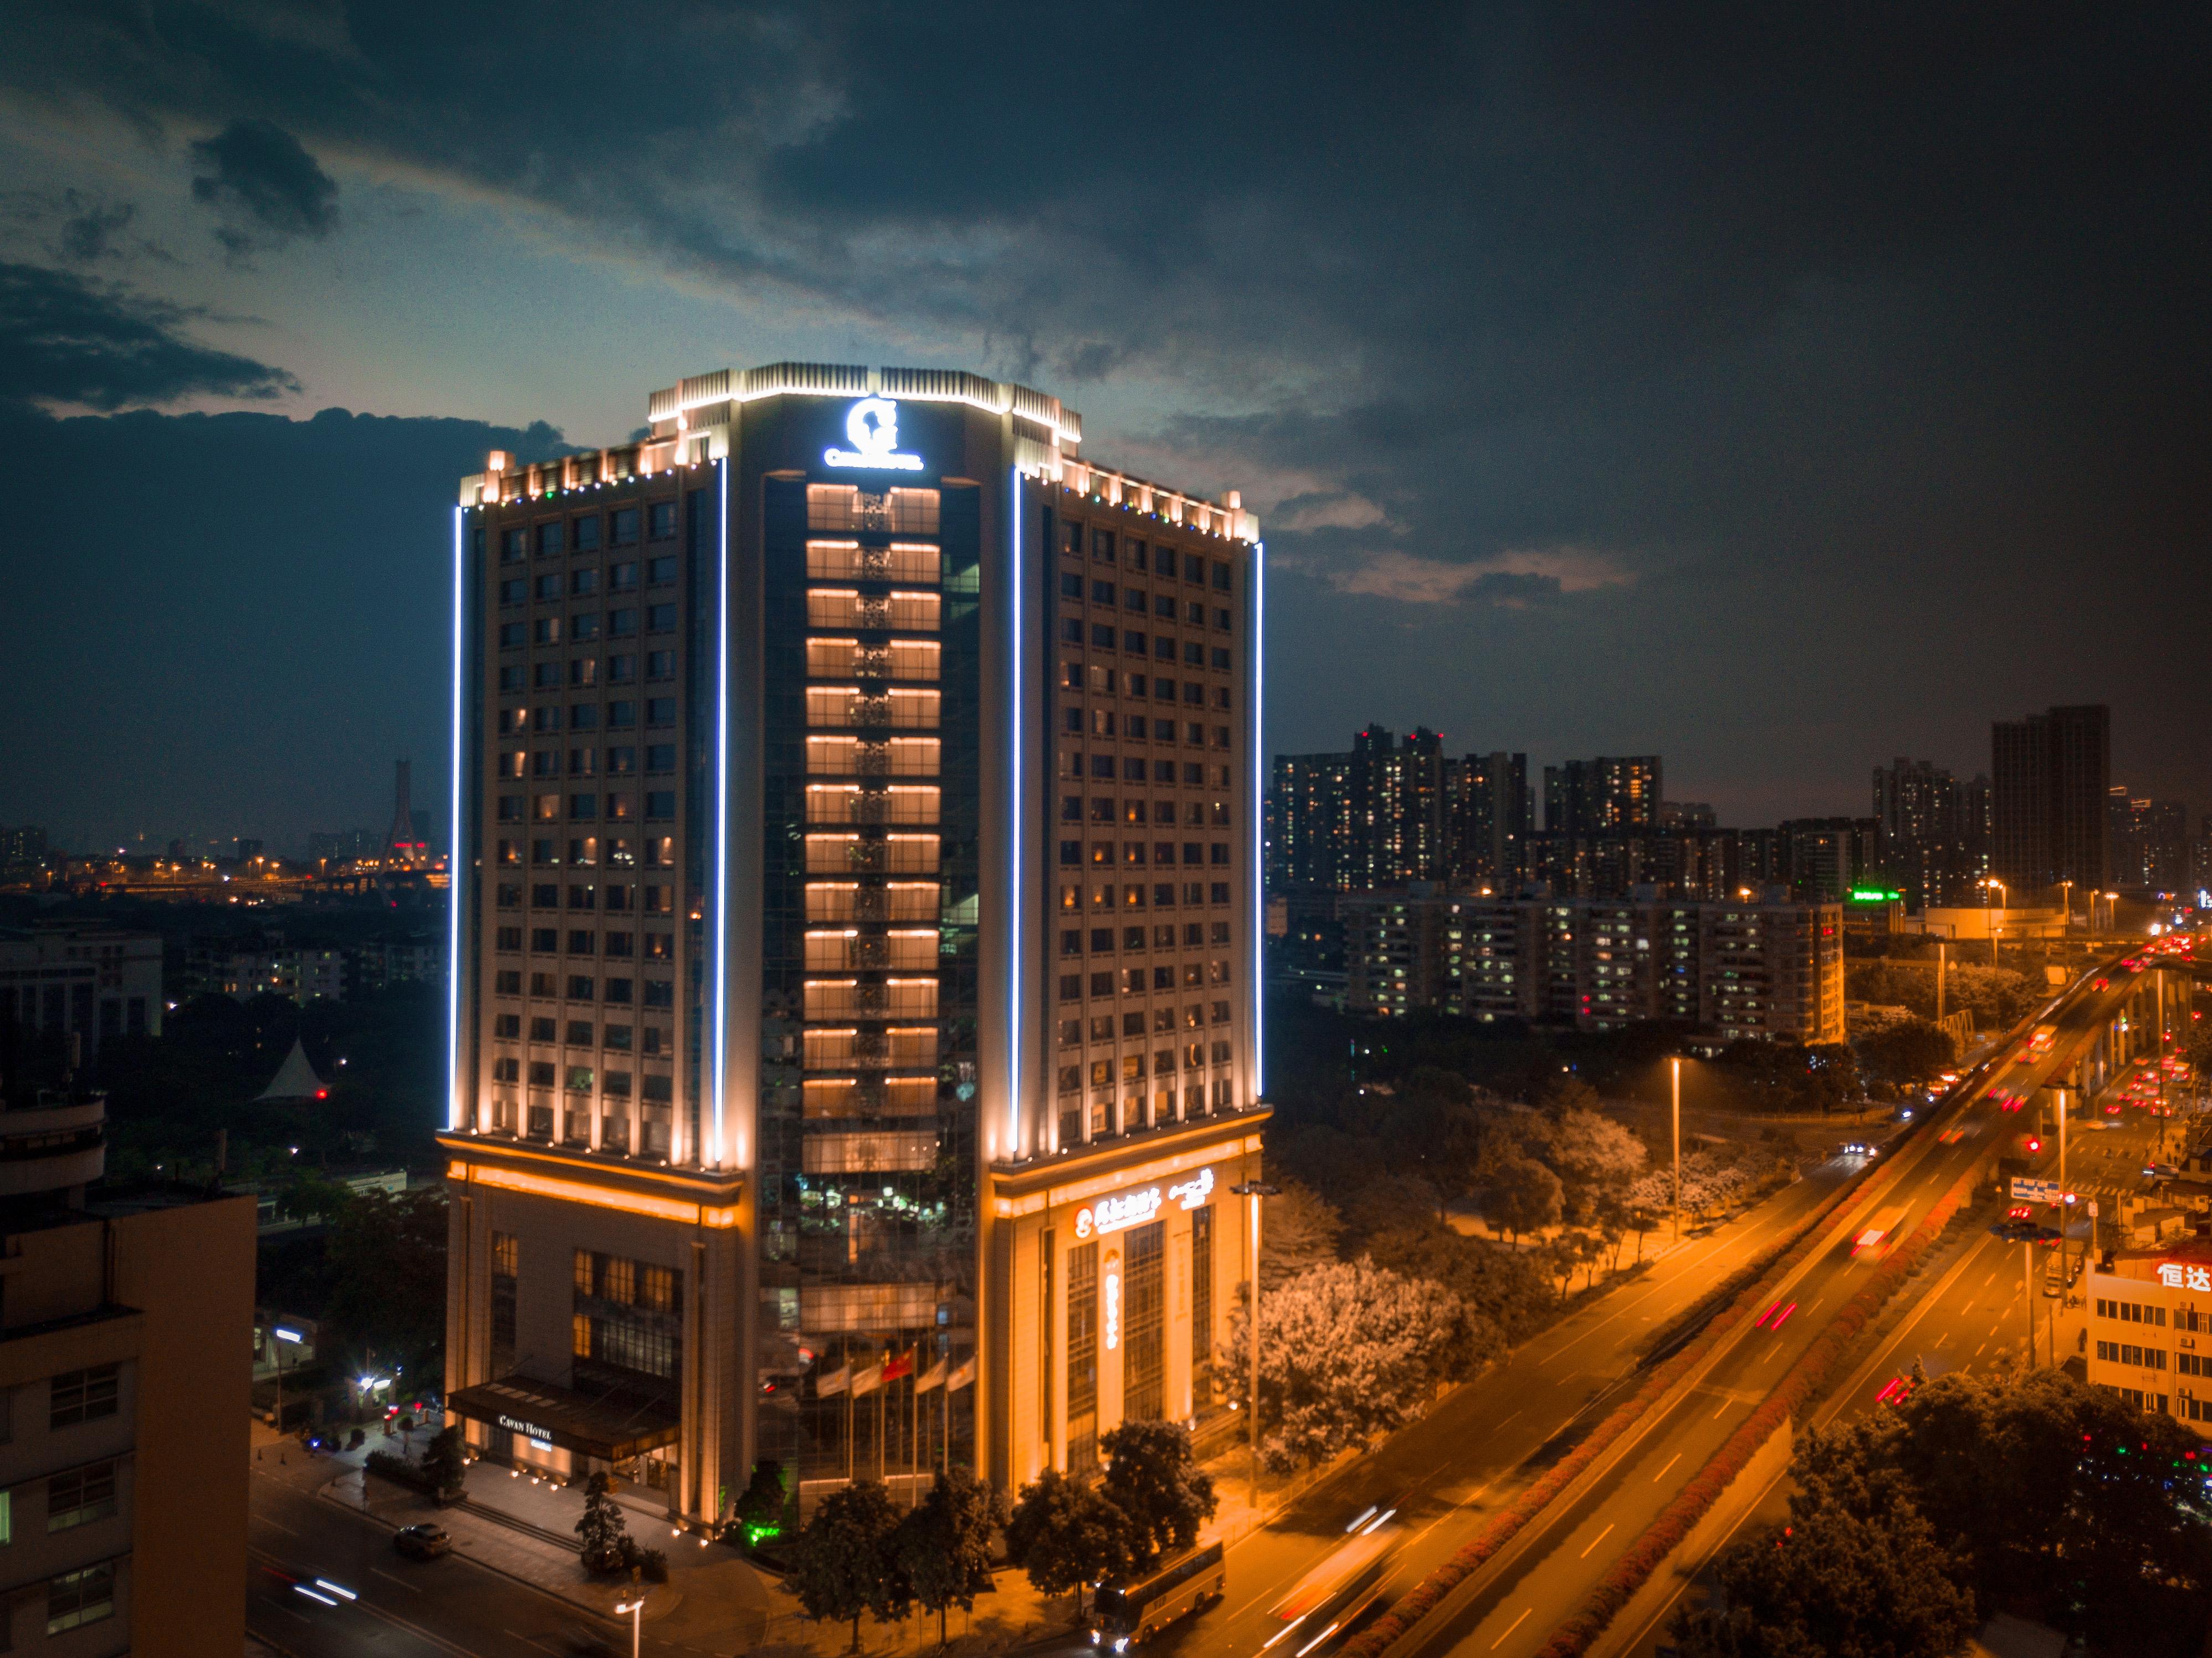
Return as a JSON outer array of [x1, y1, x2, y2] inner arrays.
[[438, 364, 1267, 1526]]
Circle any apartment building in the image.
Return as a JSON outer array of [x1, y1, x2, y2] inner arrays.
[[0, 1086, 254, 1655], [439, 364, 1266, 1523], [1344, 887, 1843, 1042]]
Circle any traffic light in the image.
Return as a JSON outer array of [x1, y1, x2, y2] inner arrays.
[[2025, 1135, 2042, 1154]]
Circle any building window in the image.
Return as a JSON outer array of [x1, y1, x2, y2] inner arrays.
[[49, 1365, 119, 1430], [46, 1462, 117, 1532], [1067, 1242, 1098, 1471], [1123, 1220, 1165, 1424], [1191, 1205, 1214, 1401], [47, 1564, 115, 1635]]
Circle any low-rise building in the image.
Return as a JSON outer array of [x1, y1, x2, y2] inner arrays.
[[2086, 1242, 2212, 1431], [0, 927, 163, 1058]]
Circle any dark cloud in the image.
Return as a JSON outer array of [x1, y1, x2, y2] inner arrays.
[[189, 117, 338, 253], [0, 261, 297, 410], [2, 189, 167, 266], [2, 3, 2209, 818], [0, 402, 570, 850]]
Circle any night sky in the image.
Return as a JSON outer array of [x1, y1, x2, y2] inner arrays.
[[4, 5, 2206, 852]]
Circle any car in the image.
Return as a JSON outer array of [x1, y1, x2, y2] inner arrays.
[[394, 1524, 452, 1559], [1875, 1374, 1918, 1407]]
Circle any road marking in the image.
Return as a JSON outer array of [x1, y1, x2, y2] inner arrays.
[[1652, 1452, 1682, 1482], [1712, 1398, 1732, 1420], [255, 1515, 298, 1536], [371, 1567, 421, 1592], [1491, 1607, 1533, 1649], [1974, 1342, 1987, 1357], [1578, 1522, 1616, 1559], [1983, 1271, 1996, 1287], [1496, 1409, 1523, 1429], [509, 1632, 560, 1655]]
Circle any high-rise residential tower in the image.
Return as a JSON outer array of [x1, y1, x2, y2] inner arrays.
[[438, 365, 1266, 1526], [1991, 705, 2110, 894], [1543, 756, 1662, 835], [1456, 751, 1532, 884]]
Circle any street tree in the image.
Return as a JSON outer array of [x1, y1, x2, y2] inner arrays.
[[1257, 1179, 1344, 1297], [576, 1471, 631, 1573], [1100, 1421, 1216, 1560], [1540, 1108, 1647, 1219], [422, 1424, 467, 1498], [1671, 1470, 1975, 1658], [733, 1459, 788, 1541], [1888, 1368, 2212, 1655], [893, 1466, 1004, 1646], [1363, 1220, 1527, 1352], [1381, 1069, 1487, 1220], [325, 1186, 448, 1374], [786, 1479, 910, 1651], [1480, 1153, 1561, 1246], [1003, 1469, 1136, 1619], [1228, 1257, 1464, 1470], [1854, 1017, 1958, 1086]]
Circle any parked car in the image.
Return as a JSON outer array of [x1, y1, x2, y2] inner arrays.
[[394, 1524, 452, 1559]]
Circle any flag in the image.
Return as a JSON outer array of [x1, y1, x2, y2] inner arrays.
[[816, 1364, 851, 1398], [947, 1357, 976, 1393], [883, 1348, 915, 1383], [914, 1359, 949, 1393], [851, 1362, 885, 1397]]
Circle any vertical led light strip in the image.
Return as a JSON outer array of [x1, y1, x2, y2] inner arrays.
[[447, 506, 466, 1130], [1007, 466, 1025, 1152], [711, 457, 730, 1168], [1251, 539, 1266, 1101]]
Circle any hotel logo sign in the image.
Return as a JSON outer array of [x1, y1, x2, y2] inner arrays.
[[1072, 1165, 1216, 1240], [825, 398, 924, 472], [496, 1413, 555, 1444]]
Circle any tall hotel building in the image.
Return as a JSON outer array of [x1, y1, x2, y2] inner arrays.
[[439, 365, 1267, 1527]]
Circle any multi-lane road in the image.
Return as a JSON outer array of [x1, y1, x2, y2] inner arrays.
[[249, 939, 2195, 1658]]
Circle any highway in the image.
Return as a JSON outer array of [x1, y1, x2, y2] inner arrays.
[[1369, 945, 2167, 1658], [1481, 942, 2188, 1658]]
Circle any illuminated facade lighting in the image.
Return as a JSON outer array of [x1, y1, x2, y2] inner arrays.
[[442, 364, 1266, 1519]]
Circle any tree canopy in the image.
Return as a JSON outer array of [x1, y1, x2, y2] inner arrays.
[[786, 1480, 910, 1649], [893, 1466, 1003, 1644], [1230, 1257, 1464, 1470], [1004, 1468, 1136, 1616], [1100, 1421, 1216, 1560], [1676, 1368, 2212, 1658]]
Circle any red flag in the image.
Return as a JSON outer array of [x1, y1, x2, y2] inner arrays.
[[882, 1347, 916, 1383]]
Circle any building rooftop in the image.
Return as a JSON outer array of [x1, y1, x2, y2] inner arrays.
[[459, 360, 1261, 543]]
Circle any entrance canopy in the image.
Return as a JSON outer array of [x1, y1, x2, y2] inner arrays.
[[448, 1375, 679, 1463]]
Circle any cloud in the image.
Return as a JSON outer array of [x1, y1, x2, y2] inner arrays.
[[1, 188, 167, 266], [1315, 546, 1636, 607], [190, 118, 338, 253], [0, 260, 298, 410]]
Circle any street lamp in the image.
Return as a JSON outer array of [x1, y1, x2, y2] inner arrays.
[[1229, 1180, 1280, 1512], [615, 1597, 646, 1658], [1981, 878, 2006, 968], [272, 1326, 305, 1435], [1669, 1057, 1682, 1246], [2060, 880, 2073, 935]]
